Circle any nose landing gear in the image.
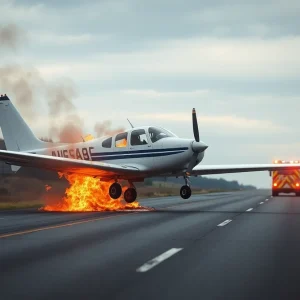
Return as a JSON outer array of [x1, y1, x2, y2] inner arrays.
[[180, 185, 192, 199], [180, 174, 192, 199]]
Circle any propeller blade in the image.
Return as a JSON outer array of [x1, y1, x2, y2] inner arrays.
[[192, 108, 200, 142], [186, 152, 198, 174]]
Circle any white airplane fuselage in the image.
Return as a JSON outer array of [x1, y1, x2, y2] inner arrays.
[[32, 126, 206, 178]]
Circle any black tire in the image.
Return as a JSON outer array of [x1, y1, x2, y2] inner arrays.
[[124, 188, 137, 203], [272, 191, 278, 197], [109, 182, 122, 199], [296, 192, 300, 197], [180, 185, 192, 199]]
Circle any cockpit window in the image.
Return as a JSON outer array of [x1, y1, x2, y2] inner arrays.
[[130, 129, 148, 146], [148, 127, 174, 143], [102, 137, 112, 148], [115, 132, 128, 148]]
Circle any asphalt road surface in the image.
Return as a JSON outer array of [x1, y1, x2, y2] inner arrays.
[[1, 190, 300, 300]]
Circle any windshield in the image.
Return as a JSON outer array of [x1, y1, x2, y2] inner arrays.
[[148, 127, 175, 143]]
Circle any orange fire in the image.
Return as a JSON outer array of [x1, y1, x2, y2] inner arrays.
[[45, 184, 52, 191], [84, 134, 94, 141], [116, 138, 127, 148], [42, 173, 142, 212]]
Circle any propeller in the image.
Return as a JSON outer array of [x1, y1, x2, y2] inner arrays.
[[186, 108, 208, 174], [192, 108, 200, 142]]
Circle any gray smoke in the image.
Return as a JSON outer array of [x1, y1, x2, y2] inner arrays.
[[0, 24, 123, 142], [0, 24, 26, 50], [94, 121, 124, 138], [46, 81, 84, 143], [0, 65, 43, 120]]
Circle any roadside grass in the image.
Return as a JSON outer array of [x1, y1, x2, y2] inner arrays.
[[0, 175, 241, 211], [0, 201, 43, 210]]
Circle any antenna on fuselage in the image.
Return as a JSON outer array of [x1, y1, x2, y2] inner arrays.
[[127, 118, 134, 128]]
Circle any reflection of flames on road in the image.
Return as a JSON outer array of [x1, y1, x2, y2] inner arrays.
[[42, 173, 144, 212]]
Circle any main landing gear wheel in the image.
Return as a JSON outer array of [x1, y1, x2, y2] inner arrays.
[[180, 185, 192, 199], [109, 182, 122, 199], [124, 188, 137, 203]]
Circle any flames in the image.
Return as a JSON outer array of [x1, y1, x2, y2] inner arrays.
[[116, 138, 127, 148], [42, 173, 142, 212], [45, 184, 52, 191], [84, 134, 94, 142]]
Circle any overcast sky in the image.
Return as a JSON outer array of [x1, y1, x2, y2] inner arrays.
[[1, 0, 300, 188]]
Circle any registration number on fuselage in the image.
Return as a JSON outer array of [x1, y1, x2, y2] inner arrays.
[[51, 147, 94, 160]]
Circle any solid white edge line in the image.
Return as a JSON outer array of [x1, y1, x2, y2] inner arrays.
[[246, 208, 253, 212], [217, 219, 232, 227], [136, 248, 183, 273]]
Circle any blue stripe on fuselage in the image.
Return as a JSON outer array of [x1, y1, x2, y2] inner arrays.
[[91, 147, 188, 157], [91, 150, 185, 161]]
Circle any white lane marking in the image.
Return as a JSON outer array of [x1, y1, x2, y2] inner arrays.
[[266, 199, 269, 201], [217, 219, 232, 227], [260, 202, 264, 205], [246, 208, 253, 212], [136, 248, 183, 273]]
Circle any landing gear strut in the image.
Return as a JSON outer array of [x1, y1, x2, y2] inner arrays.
[[180, 175, 192, 199], [109, 182, 122, 199]]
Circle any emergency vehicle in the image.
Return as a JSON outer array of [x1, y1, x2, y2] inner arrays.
[[271, 160, 300, 196]]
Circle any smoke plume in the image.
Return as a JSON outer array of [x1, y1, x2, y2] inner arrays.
[[0, 24, 124, 142], [46, 80, 84, 143], [94, 120, 124, 138], [0, 24, 26, 50], [0, 65, 43, 120]]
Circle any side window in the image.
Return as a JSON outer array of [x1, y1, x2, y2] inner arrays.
[[130, 129, 148, 146], [115, 132, 128, 148], [102, 137, 112, 148]]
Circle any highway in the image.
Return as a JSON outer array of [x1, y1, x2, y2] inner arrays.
[[1, 190, 300, 300]]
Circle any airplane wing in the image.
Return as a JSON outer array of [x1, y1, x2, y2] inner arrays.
[[0, 150, 140, 179], [191, 163, 300, 176]]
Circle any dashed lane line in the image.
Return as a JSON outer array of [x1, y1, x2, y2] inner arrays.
[[246, 208, 253, 212], [136, 248, 183, 273], [217, 219, 232, 227], [260, 202, 264, 205]]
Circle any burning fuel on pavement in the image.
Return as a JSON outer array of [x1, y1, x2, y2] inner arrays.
[[41, 173, 149, 212]]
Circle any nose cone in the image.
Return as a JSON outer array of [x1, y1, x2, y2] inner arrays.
[[192, 141, 208, 153]]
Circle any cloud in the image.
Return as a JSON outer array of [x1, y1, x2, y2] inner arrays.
[[136, 113, 287, 133], [122, 89, 210, 98], [35, 36, 300, 80], [31, 32, 95, 46]]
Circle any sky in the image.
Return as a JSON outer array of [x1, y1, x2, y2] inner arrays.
[[1, 0, 300, 188]]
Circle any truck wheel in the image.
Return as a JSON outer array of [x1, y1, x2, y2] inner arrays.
[[296, 192, 300, 197], [272, 191, 278, 197]]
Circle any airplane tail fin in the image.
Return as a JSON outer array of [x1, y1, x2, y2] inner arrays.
[[0, 94, 50, 152]]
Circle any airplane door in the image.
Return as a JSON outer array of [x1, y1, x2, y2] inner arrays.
[[129, 129, 153, 167]]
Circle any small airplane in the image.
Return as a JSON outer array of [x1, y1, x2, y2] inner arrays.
[[0, 94, 300, 203]]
